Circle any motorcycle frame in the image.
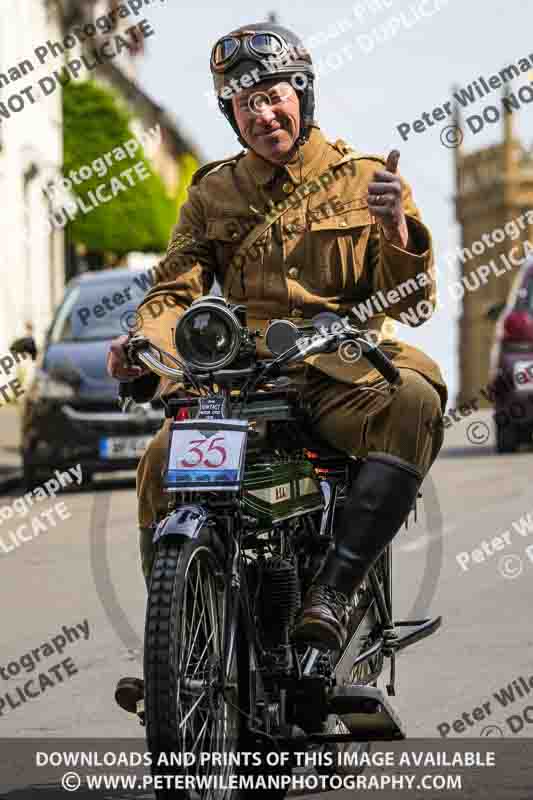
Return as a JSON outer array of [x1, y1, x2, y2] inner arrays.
[[155, 426, 396, 739]]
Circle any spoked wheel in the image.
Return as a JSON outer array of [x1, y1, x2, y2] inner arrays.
[[314, 584, 377, 782], [348, 547, 390, 686], [144, 529, 241, 800]]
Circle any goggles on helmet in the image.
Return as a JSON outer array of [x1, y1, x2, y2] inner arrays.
[[211, 31, 291, 72]]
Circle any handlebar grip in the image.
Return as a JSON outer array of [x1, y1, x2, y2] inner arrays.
[[364, 346, 401, 385]]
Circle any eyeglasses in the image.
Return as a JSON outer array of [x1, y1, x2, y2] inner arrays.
[[211, 31, 289, 72]]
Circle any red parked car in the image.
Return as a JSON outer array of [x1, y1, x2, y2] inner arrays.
[[489, 254, 533, 453]]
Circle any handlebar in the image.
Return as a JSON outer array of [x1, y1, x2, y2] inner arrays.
[[136, 347, 185, 380], [358, 340, 401, 385], [119, 321, 401, 405]]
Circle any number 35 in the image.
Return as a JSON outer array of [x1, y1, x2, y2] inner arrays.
[[180, 436, 227, 468]]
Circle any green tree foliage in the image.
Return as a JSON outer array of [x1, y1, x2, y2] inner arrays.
[[62, 81, 177, 254], [175, 152, 200, 213]]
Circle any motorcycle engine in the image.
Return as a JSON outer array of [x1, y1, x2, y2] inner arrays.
[[253, 556, 300, 647]]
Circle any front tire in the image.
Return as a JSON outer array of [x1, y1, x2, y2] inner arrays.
[[144, 529, 241, 799]]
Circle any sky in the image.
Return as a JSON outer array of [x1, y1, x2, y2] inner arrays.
[[138, 0, 533, 400]]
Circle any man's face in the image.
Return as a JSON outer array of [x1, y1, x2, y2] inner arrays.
[[231, 79, 301, 163]]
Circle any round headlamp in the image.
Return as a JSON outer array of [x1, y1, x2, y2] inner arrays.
[[174, 298, 242, 371]]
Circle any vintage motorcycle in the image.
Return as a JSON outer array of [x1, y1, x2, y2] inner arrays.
[[120, 296, 442, 799]]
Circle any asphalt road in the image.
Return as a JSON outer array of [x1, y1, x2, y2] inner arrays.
[[1, 413, 533, 798]]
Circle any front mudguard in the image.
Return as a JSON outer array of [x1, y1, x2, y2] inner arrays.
[[152, 504, 208, 543], [152, 503, 227, 567]]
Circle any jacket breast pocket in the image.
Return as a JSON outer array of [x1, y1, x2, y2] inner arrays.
[[206, 216, 264, 300], [304, 207, 372, 294]]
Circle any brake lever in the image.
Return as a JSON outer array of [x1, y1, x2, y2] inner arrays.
[[116, 335, 147, 413]]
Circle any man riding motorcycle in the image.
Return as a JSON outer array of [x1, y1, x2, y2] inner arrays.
[[107, 22, 447, 713]]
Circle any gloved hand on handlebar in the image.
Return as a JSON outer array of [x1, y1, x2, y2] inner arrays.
[[107, 334, 150, 381]]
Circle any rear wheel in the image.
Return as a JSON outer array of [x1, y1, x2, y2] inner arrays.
[[144, 529, 241, 799], [317, 547, 391, 777], [347, 546, 389, 687]]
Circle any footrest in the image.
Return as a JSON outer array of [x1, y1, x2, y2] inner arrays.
[[392, 616, 442, 652], [328, 685, 406, 740]]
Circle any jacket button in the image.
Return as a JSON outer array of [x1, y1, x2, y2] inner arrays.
[[230, 231, 240, 240], [282, 181, 294, 194], [339, 220, 348, 227], [288, 267, 300, 279], [291, 308, 303, 318]]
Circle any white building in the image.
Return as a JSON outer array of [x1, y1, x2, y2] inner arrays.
[[0, 0, 199, 356], [0, 0, 65, 354]]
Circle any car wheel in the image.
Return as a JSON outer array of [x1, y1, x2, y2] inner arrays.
[[22, 455, 40, 490], [496, 423, 518, 454], [81, 470, 93, 488]]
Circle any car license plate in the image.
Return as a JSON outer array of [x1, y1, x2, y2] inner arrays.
[[513, 361, 533, 391], [164, 420, 248, 491], [99, 436, 153, 459]]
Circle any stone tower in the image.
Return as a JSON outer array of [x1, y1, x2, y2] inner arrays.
[[453, 87, 533, 406]]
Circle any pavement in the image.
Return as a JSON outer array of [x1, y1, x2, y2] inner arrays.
[[0, 403, 23, 490]]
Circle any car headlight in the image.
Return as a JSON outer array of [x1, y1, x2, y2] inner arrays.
[[32, 371, 75, 400], [175, 297, 242, 371]]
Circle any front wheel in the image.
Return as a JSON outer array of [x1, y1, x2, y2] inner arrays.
[[144, 528, 241, 799]]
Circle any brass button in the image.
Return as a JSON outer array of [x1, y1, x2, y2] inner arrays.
[[282, 181, 294, 194], [339, 220, 347, 227], [288, 267, 300, 279], [230, 231, 240, 240], [291, 308, 303, 318]]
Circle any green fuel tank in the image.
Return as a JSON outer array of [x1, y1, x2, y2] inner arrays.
[[241, 456, 324, 530]]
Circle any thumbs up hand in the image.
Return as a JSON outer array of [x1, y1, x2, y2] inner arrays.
[[367, 149, 409, 250]]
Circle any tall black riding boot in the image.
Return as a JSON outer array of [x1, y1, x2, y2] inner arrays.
[[291, 452, 423, 650]]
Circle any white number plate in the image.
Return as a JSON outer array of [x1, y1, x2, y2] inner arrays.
[[99, 436, 153, 459], [513, 361, 533, 391], [164, 420, 248, 491]]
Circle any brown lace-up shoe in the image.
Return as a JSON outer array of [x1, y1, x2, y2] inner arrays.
[[290, 585, 351, 650]]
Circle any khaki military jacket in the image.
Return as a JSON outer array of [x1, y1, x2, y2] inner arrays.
[[136, 125, 446, 405]]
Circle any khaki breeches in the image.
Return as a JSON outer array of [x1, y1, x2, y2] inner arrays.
[[136, 367, 445, 581]]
